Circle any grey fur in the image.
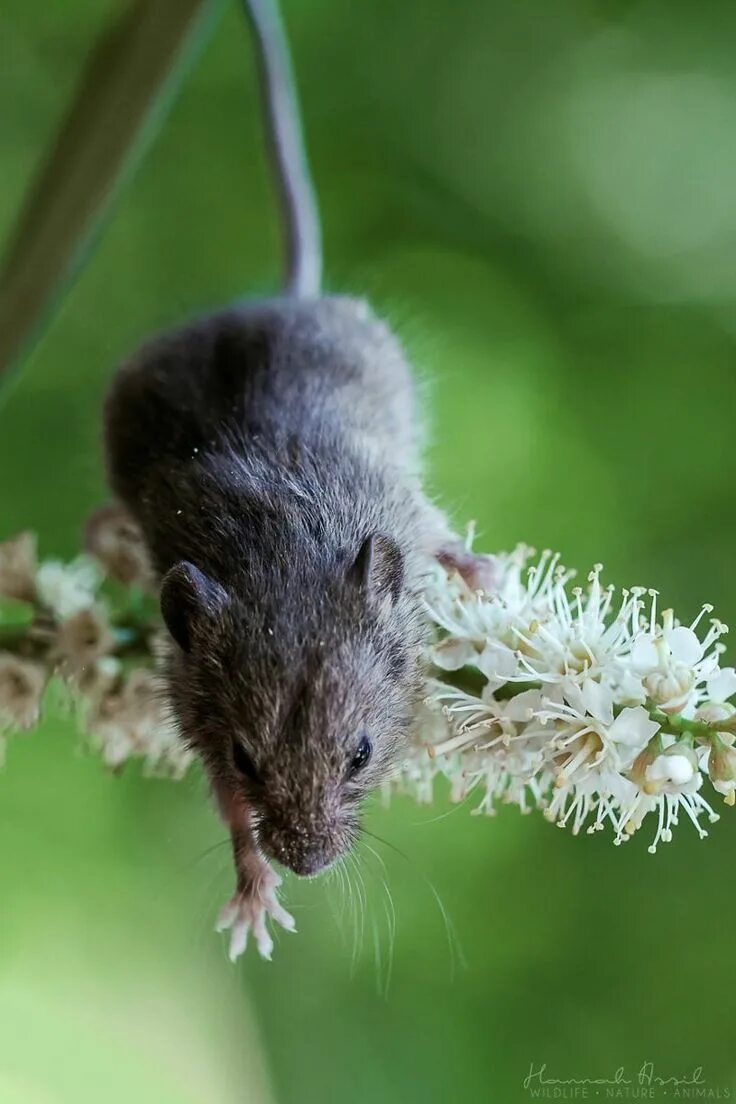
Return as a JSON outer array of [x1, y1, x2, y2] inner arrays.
[[105, 296, 450, 875]]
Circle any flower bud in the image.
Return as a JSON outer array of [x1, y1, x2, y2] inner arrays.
[[0, 652, 46, 732], [708, 736, 736, 806], [0, 532, 37, 603], [84, 506, 154, 590], [644, 667, 695, 714], [52, 607, 115, 681]]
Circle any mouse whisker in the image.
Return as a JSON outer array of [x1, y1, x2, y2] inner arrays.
[[361, 827, 411, 863], [332, 855, 348, 930], [345, 851, 365, 974], [323, 859, 346, 939], [409, 788, 477, 825], [185, 836, 231, 871], [330, 855, 351, 938], [359, 840, 397, 997], [370, 913, 383, 996], [355, 852, 369, 962], [337, 852, 355, 967], [361, 828, 465, 979]]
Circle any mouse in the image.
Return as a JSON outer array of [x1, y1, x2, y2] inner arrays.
[[103, 295, 494, 958], [101, 0, 493, 960]]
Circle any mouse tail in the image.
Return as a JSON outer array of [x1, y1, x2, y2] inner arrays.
[[241, 0, 322, 298]]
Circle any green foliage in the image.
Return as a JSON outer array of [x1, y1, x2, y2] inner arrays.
[[0, 0, 222, 387], [0, 598, 34, 630], [1, 1, 736, 1102]]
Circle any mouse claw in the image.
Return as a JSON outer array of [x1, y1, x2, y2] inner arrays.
[[269, 900, 297, 933], [227, 914, 251, 962], [251, 911, 274, 961], [216, 878, 296, 962], [215, 900, 238, 933]]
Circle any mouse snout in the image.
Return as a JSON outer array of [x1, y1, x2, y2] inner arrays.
[[280, 842, 327, 877], [258, 819, 348, 877]]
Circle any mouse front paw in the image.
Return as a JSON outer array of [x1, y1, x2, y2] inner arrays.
[[216, 869, 296, 962], [437, 544, 498, 594]]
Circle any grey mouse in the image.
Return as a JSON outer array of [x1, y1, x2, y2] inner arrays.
[[102, 0, 489, 959]]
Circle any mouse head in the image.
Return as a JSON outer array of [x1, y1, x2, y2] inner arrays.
[[160, 534, 425, 876]]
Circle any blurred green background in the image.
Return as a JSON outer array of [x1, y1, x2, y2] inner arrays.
[[2, 1, 736, 1101]]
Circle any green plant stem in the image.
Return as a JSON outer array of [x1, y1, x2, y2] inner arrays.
[[0, 0, 223, 389], [645, 708, 713, 742]]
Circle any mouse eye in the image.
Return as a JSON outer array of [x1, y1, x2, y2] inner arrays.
[[349, 734, 372, 776], [232, 739, 260, 783]]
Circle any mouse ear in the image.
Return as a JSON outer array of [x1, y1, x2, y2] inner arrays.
[[350, 533, 404, 604], [160, 561, 229, 653]]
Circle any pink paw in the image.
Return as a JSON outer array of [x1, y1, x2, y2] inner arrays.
[[216, 870, 296, 961], [437, 547, 498, 593]]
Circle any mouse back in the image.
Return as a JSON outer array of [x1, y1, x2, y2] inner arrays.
[[104, 296, 424, 519]]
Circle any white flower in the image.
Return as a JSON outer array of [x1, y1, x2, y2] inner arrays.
[[609, 707, 662, 754], [87, 668, 189, 776], [402, 542, 736, 853], [36, 556, 101, 619], [645, 751, 697, 789], [614, 740, 717, 853], [628, 605, 730, 717]]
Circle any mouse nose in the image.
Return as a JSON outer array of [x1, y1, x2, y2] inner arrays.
[[259, 823, 334, 877], [284, 846, 326, 877]]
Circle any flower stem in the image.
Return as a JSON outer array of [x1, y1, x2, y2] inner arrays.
[[646, 707, 713, 742], [435, 663, 721, 744]]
